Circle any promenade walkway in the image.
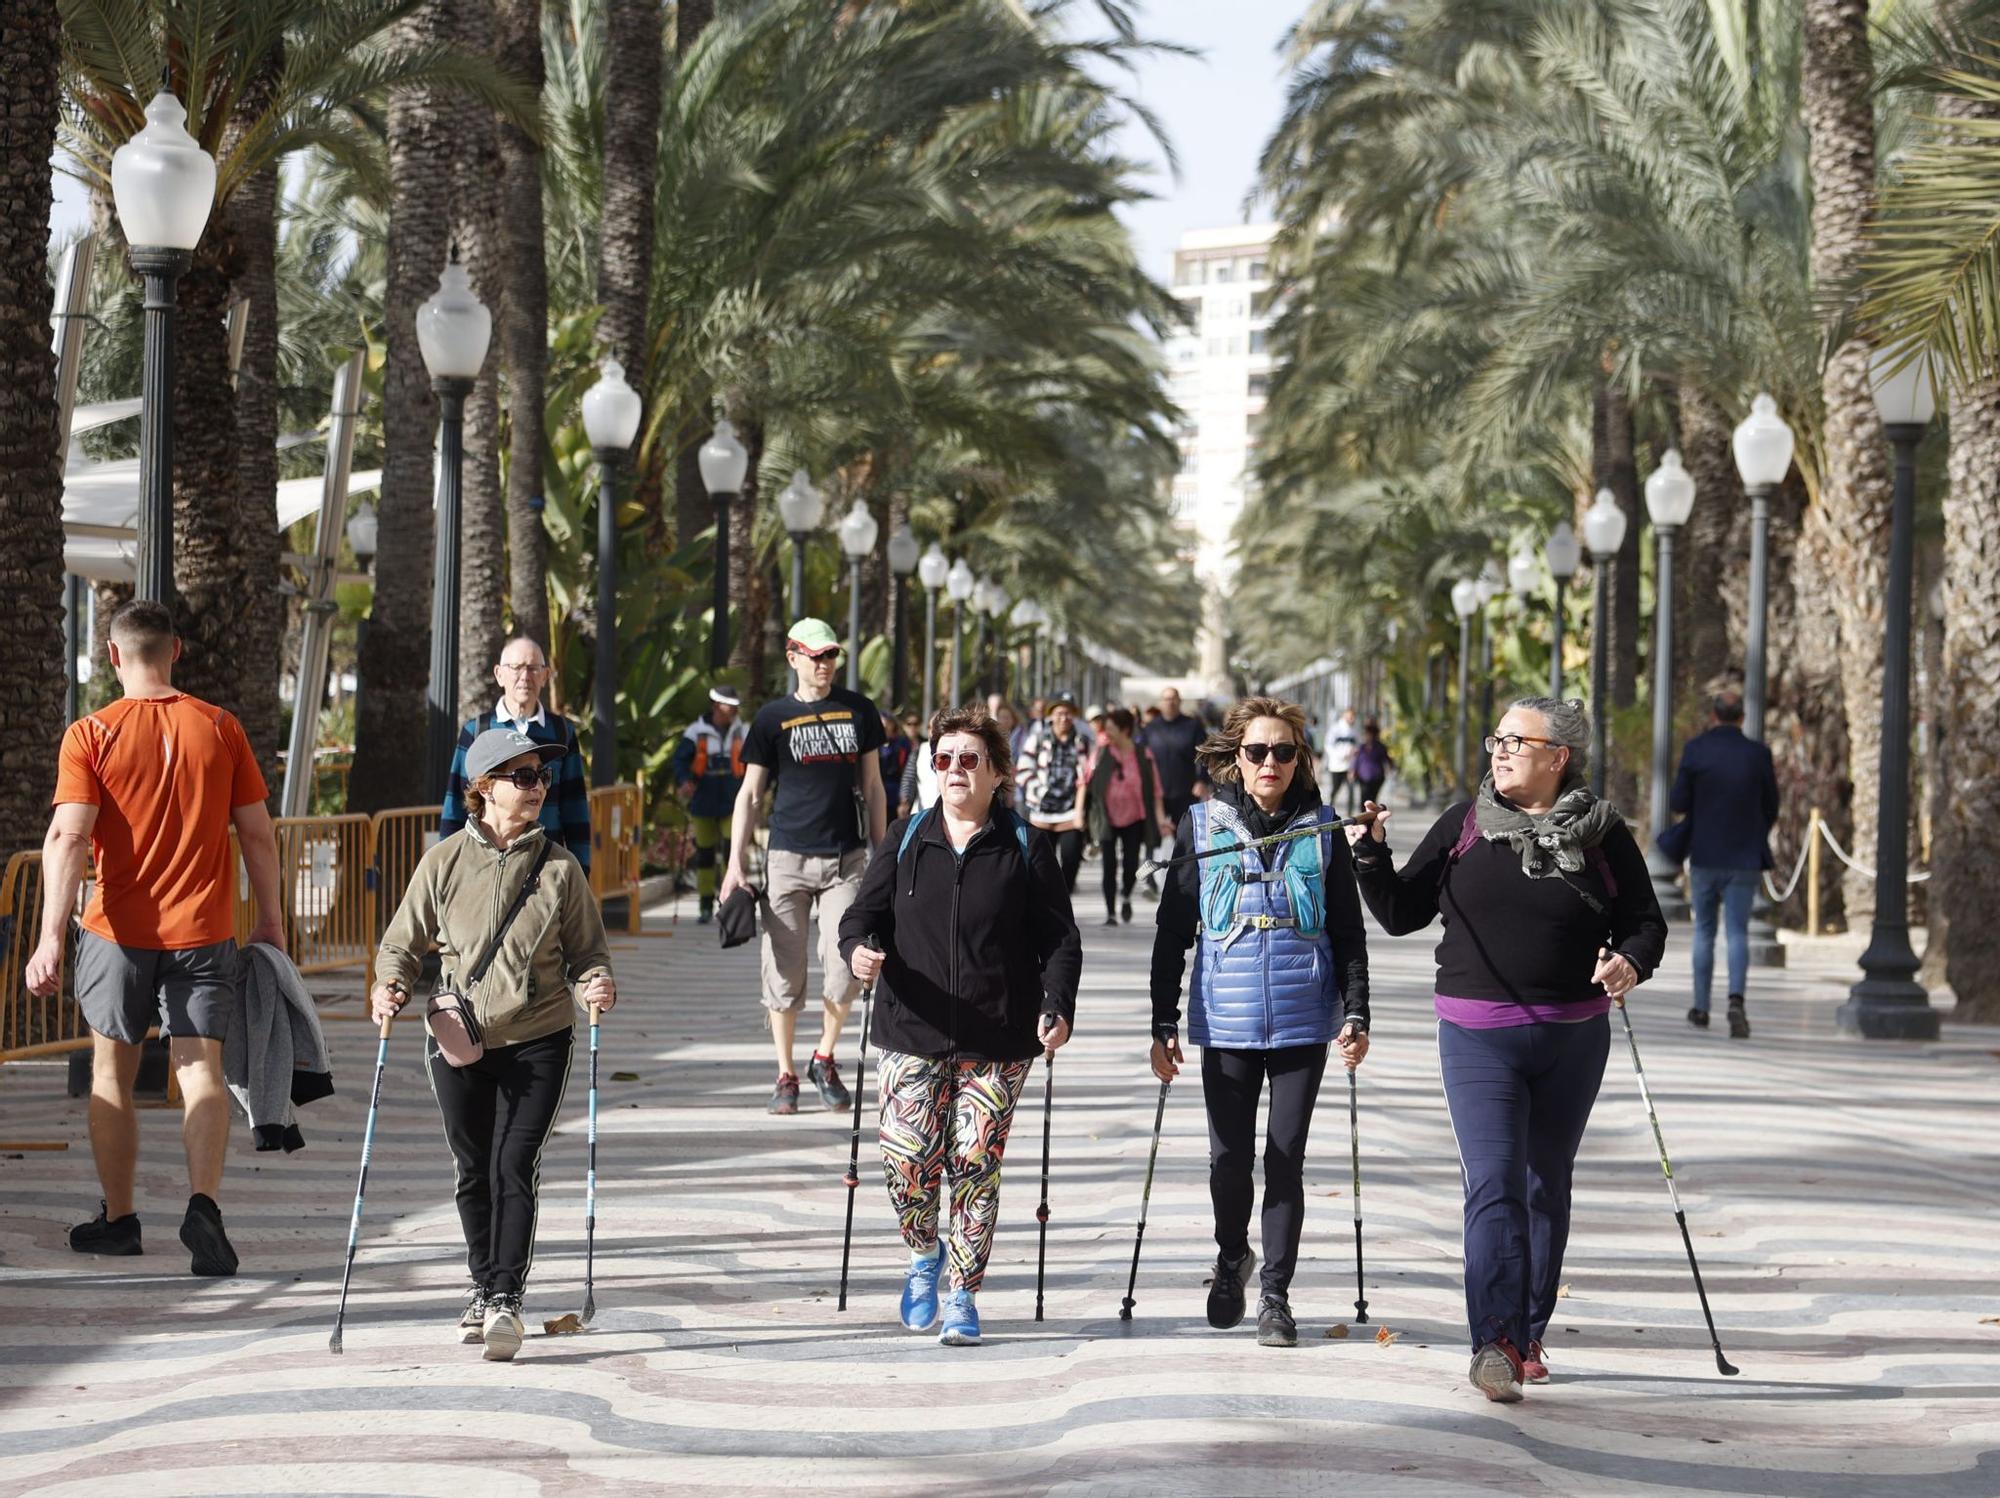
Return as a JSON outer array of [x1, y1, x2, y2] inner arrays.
[[1, 860, 1995, 1496]]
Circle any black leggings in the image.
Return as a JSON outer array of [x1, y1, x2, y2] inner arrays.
[[1100, 821, 1145, 913], [1202, 1042, 1330, 1297], [427, 1025, 574, 1296], [1048, 827, 1085, 891]]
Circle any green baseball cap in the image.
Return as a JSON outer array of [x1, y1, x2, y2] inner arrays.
[[785, 618, 841, 653]]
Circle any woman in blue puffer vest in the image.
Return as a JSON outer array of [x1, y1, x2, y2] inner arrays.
[[1148, 695, 1371, 1347]]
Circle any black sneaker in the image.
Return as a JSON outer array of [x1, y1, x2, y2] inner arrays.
[[1103, 913, 1119, 927], [179, 1193, 239, 1277], [1121, 898, 1133, 924], [1205, 1246, 1256, 1329], [481, 1292, 525, 1362], [697, 898, 714, 925], [807, 1054, 851, 1110], [1256, 1294, 1297, 1347], [1687, 1008, 1709, 1030], [767, 1072, 800, 1115], [1727, 1000, 1751, 1039], [69, 1201, 142, 1257], [458, 1286, 490, 1344]]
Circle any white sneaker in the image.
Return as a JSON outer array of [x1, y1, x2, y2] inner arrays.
[[457, 1288, 489, 1345], [1468, 1340, 1525, 1403], [481, 1294, 525, 1361]]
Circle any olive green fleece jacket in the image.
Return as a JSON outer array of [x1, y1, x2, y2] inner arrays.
[[374, 821, 613, 1048]]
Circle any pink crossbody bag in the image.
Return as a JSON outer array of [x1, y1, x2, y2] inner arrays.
[[427, 842, 553, 1067]]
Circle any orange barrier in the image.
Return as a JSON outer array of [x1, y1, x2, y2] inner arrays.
[[0, 851, 90, 1062], [589, 784, 645, 933], [370, 807, 441, 941]]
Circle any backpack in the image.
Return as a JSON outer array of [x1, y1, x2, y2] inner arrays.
[[1447, 803, 1617, 915]]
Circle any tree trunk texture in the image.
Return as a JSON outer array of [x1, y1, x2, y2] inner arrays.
[[671, 0, 715, 568], [86, 583, 130, 713], [730, 419, 767, 682], [1802, 0, 1891, 926], [350, 0, 453, 814], [497, 0, 551, 649], [885, 487, 911, 708], [452, 0, 507, 724], [599, 0, 662, 377], [1591, 372, 1641, 812], [1677, 384, 1741, 699], [0, 0, 67, 852], [1939, 374, 2000, 1019]]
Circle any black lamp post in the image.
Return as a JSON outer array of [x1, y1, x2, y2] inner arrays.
[[918, 543, 948, 722], [416, 247, 492, 802], [888, 523, 920, 708], [1544, 521, 1580, 698], [1733, 392, 1796, 966], [112, 86, 216, 602], [700, 418, 749, 669], [777, 470, 825, 621], [946, 558, 974, 706], [837, 499, 880, 691], [1643, 450, 1696, 922], [1837, 352, 1941, 1041], [1451, 578, 1478, 793], [582, 358, 642, 787], [1581, 488, 1630, 798]]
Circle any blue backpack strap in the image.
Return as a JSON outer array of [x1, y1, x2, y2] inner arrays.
[[898, 806, 935, 863]]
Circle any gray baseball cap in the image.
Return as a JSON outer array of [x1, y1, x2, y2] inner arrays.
[[466, 727, 566, 782]]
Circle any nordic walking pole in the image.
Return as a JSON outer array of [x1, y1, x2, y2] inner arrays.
[[1034, 1042, 1055, 1322], [837, 936, 881, 1312], [579, 1001, 602, 1325], [1347, 1060, 1368, 1324], [1612, 982, 1739, 1376], [1118, 1078, 1171, 1321], [330, 1014, 393, 1355], [1144, 811, 1380, 873]]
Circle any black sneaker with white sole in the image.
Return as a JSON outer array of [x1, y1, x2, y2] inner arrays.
[[458, 1287, 490, 1344], [481, 1293, 525, 1361], [807, 1054, 851, 1110], [69, 1201, 142, 1257], [179, 1193, 239, 1277], [1205, 1247, 1256, 1329], [1256, 1294, 1298, 1347]]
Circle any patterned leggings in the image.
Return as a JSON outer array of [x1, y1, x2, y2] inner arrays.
[[877, 1051, 1033, 1293]]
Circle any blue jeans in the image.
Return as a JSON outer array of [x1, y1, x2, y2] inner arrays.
[[1438, 1016, 1609, 1353], [1689, 866, 1760, 1011]]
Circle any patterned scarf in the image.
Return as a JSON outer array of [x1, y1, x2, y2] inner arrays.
[[1473, 773, 1622, 883]]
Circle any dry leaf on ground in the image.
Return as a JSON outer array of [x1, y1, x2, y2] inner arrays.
[[1556, 1283, 1572, 1298], [1375, 1326, 1399, 1346], [611, 1071, 641, 1082], [1325, 1324, 1350, 1339], [1980, 1317, 2000, 1326], [542, 1313, 585, 1335]]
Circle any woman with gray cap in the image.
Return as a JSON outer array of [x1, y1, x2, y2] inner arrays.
[[370, 727, 617, 1362]]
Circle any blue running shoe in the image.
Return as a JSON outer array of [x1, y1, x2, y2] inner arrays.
[[938, 1288, 981, 1346], [900, 1247, 942, 1332]]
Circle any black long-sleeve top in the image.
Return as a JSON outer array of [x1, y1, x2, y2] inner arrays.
[[1149, 778, 1371, 1037], [1351, 800, 1668, 1005]]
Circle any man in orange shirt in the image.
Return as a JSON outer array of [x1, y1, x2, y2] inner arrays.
[[27, 601, 286, 1277]]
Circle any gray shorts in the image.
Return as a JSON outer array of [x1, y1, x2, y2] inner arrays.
[[74, 930, 238, 1045]]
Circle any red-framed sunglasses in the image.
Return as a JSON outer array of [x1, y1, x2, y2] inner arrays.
[[932, 749, 987, 772]]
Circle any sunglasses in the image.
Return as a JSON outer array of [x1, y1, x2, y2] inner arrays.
[[1483, 734, 1557, 756], [792, 646, 843, 664], [494, 766, 555, 789], [1240, 742, 1300, 765], [933, 750, 988, 772]]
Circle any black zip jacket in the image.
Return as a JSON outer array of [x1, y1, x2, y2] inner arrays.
[[1149, 778, 1371, 1040], [1351, 799, 1667, 1004], [838, 808, 1082, 1063]]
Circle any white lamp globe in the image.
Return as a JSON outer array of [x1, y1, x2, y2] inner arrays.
[[581, 358, 642, 451], [1451, 578, 1481, 619], [1582, 488, 1629, 558], [918, 542, 949, 591], [837, 499, 879, 560], [946, 558, 975, 602], [345, 500, 378, 565], [111, 90, 217, 251], [416, 249, 492, 380], [777, 471, 825, 534], [1869, 346, 1938, 428], [698, 419, 749, 495], [1732, 393, 1795, 488], [1508, 546, 1540, 599], [1476, 559, 1504, 606], [1544, 521, 1582, 580], [1644, 449, 1697, 528], [888, 522, 921, 576]]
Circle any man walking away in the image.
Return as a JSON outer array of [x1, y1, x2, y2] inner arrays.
[[27, 602, 287, 1276], [720, 619, 888, 1114], [1324, 707, 1360, 814], [1670, 690, 1778, 1038], [669, 685, 747, 923], [1139, 687, 1204, 894], [441, 636, 592, 869]]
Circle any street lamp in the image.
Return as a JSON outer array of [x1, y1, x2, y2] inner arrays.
[[1582, 487, 1630, 798], [1475, 561, 1503, 778], [1733, 392, 1796, 968], [1451, 578, 1480, 793], [946, 557, 975, 706], [112, 84, 217, 603], [887, 523, 920, 708], [776, 471, 825, 620], [1643, 449, 1696, 919], [699, 418, 749, 669], [1543, 521, 1581, 697], [345, 501, 378, 571], [918, 542, 948, 723], [582, 357, 641, 786], [1837, 349, 1941, 1041], [416, 246, 492, 801], [985, 581, 1012, 698], [837, 499, 879, 689]]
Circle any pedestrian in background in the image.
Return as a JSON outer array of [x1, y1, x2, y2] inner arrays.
[[441, 636, 592, 870], [1324, 706, 1360, 814], [1084, 708, 1171, 925], [1016, 693, 1090, 890], [668, 685, 747, 924], [1352, 719, 1392, 808]]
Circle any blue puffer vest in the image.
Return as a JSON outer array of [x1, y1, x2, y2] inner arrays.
[[1187, 798, 1344, 1050]]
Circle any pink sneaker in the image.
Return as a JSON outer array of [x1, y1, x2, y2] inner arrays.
[[1522, 1340, 1550, 1383]]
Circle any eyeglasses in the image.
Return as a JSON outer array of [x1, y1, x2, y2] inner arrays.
[[1240, 742, 1300, 765], [495, 766, 555, 789], [933, 750, 987, 772], [1483, 734, 1558, 756], [497, 662, 548, 676]]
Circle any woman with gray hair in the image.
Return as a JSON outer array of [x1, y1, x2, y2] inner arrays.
[[1348, 696, 1665, 1403]]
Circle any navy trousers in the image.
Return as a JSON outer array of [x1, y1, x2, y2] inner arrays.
[[1437, 1016, 1608, 1352]]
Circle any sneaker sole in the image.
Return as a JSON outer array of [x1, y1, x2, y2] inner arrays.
[[1469, 1350, 1524, 1402], [482, 1317, 524, 1361], [1257, 1329, 1298, 1347], [179, 1215, 239, 1277], [938, 1327, 981, 1346], [69, 1235, 143, 1257], [459, 1325, 486, 1345]]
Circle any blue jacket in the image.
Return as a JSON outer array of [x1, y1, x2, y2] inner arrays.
[[1669, 725, 1779, 872]]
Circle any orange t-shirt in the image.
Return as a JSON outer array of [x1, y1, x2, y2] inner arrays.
[[54, 694, 269, 950]]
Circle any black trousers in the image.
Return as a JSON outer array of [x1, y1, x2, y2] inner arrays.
[[1202, 1042, 1330, 1297], [1100, 821, 1145, 913], [427, 1025, 574, 1296], [1356, 776, 1384, 807], [1048, 827, 1085, 891]]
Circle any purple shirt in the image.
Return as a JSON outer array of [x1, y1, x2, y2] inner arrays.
[[1433, 994, 1612, 1029]]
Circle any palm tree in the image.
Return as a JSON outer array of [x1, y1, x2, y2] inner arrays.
[[497, 0, 551, 649], [0, 0, 67, 852]]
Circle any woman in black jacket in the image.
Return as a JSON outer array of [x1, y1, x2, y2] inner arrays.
[[840, 706, 1081, 1348], [1349, 696, 1667, 1404]]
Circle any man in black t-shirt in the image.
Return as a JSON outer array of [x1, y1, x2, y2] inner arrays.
[[721, 618, 888, 1115]]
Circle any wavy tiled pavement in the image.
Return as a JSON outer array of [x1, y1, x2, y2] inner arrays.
[[2, 872, 1996, 1496]]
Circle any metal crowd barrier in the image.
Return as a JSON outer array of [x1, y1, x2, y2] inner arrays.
[[0, 852, 89, 1062], [588, 784, 645, 934]]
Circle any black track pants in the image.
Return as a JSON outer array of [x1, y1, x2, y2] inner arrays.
[[1201, 1041, 1330, 1297]]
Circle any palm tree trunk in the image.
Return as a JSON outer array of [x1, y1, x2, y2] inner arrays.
[[1676, 383, 1741, 701], [599, 0, 661, 376], [1802, 0, 1892, 927], [730, 417, 766, 680], [672, 0, 715, 562], [0, 0, 67, 851], [497, 0, 550, 648], [1770, 501, 1851, 932], [350, 0, 454, 814]]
